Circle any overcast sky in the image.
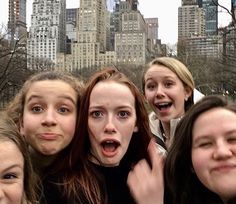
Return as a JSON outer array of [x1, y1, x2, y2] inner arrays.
[[0, 0, 232, 45]]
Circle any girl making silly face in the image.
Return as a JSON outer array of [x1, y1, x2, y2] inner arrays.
[[67, 68, 152, 204], [165, 95, 236, 204], [192, 107, 236, 202], [88, 80, 138, 166], [143, 57, 194, 148], [5, 71, 83, 203], [20, 79, 77, 155], [6, 71, 83, 157]]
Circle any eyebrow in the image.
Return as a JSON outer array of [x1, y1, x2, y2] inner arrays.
[[3, 164, 23, 172], [89, 105, 134, 111], [26, 94, 77, 105]]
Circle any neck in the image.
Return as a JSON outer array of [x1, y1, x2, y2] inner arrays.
[[160, 121, 170, 139], [30, 147, 56, 174]]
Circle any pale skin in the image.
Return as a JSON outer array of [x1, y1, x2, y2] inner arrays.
[[88, 81, 138, 167], [192, 108, 236, 202], [0, 141, 24, 204], [20, 80, 77, 156], [144, 64, 191, 143], [127, 139, 165, 204]]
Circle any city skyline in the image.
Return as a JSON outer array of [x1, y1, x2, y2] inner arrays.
[[0, 0, 232, 45]]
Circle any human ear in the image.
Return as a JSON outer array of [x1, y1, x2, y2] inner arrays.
[[133, 126, 139, 133], [184, 86, 192, 101]]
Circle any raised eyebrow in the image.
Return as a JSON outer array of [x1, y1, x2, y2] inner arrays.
[[26, 95, 76, 106], [58, 95, 77, 106], [26, 95, 42, 103]]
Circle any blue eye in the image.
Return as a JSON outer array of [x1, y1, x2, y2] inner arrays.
[[118, 111, 130, 118], [91, 111, 103, 118]]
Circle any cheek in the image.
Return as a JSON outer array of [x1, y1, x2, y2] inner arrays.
[[192, 150, 207, 177], [63, 117, 77, 136], [8, 183, 24, 203]]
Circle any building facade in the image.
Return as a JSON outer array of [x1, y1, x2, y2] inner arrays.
[[8, 0, 27, 48], [178, 4, 205, 40], [27, 0, 66, 69], [72, 0, 116, 70], [202, 0, 218, 35]]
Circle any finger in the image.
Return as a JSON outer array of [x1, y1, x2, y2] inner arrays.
[[148, 139, 165, 174]]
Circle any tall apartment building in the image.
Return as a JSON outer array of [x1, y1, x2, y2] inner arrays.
[[112, 0, 148, 65], [27, 0, 66, 69], [8, 0, 27, 48], [178, 4, 205, 40], [202, 0, 218, 35], [72, 0, 115, 70], [145, 18, 158, 40], [66, 8, 78, 42]]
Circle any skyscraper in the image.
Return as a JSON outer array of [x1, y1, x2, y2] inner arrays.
[[72, 0, 116, 70], [8, 0, 27, 48], [27, 0, 66, 69], [202, 0, 218, 35], [178, 4, 205, 39]]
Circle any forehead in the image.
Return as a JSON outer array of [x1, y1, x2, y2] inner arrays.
[[25, 80, 77, 98], [90, 81, 135, 105], [145, 64, 178, 80], [193, 108, 236, 137], [0, 140, 23, 162]]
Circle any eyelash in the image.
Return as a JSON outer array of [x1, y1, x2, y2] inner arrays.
[[3, 173, 17, 180]]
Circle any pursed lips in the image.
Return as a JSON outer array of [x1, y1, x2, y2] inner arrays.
[[38, 133, 59, 140]]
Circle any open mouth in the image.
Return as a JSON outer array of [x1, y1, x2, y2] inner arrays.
[[156, 102, 172, 111], [101, 140, 120, 153]]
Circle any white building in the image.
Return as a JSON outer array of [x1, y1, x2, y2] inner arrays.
[[27, 0, 66, 69]]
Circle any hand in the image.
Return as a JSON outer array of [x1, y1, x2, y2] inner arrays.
[[127, 139, 165, 204]]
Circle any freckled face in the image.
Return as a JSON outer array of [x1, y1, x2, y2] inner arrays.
[[0, 141, 24, 204], [21, 80, 77, 155], [88, 81, 138, 167], [192, 108, 236, 201], [144, 65, 191, 123]]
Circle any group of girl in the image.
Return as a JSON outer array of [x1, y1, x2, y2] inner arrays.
[[1, 57, 235, 204]]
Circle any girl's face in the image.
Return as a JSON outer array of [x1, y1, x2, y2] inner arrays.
[[144, 64, 191, 123], [21, 80, 78, 155], [0, 141, 24, 204], [88, 81, 138, 167], [192, 108, 236, 201]]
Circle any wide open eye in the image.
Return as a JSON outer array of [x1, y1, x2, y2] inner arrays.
[[118, 111, 130, 118], [31, 105, 44, 113], [91, 111, 103, 118]]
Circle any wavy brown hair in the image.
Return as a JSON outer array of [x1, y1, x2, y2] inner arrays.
[[65, 67, 152, 203]]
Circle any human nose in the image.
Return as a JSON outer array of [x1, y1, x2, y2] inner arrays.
[[104, 114, 116, 134], [155, 85, 165, 98], [41, 109, 57, 126], [213, 141, 233, 160]]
